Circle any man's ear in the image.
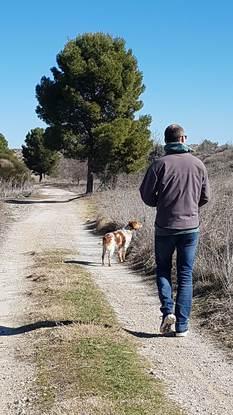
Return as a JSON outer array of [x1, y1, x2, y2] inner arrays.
[[180, 136, 185, 144]]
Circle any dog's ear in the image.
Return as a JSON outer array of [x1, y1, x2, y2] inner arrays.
[[128, 221, 137, 229], [128, 221, 142, 230], [127, 221, 133, 230]]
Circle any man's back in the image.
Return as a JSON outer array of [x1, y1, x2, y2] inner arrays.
[[140, 152, 209, 229]]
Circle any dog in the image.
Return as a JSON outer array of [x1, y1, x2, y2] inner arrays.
[[102, 220, 142, 267]]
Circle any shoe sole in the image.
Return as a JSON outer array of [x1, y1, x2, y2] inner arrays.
[[160, 314, 176, 334], [176, 330, 189, 337]]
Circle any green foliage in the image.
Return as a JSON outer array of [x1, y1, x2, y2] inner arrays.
[[36, 32, 152, 191], [22, 128, 59, 180], [0, 133, 9, 153], [93, 116, 152, 184]]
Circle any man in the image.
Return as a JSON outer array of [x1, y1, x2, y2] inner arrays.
[[140, 124, 210, 337]]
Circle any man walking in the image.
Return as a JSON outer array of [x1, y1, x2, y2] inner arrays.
[[140, 124, 210, 336]]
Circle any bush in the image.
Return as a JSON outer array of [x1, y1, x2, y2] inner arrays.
[[0, 151, 32, 198]]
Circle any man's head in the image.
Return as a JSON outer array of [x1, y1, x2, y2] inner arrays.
[[164, 124, 187, 144]]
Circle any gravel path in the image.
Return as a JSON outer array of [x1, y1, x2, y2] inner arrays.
[[0, 187, 81, 414], [0, 201, 37, 415], [0, 186, 233, 415]]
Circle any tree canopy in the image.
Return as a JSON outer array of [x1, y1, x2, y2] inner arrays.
[[22, 128, 59, 181], [36, 32, 152, 192]]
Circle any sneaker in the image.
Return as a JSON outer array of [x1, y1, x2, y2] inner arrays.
[[176, 330, 189, 337], [160, 313, 176, 334]]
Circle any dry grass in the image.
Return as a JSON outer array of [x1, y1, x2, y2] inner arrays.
[[0, 178, 33, 198], [93, 169, 233, 350], [24, 250, 183, 415]]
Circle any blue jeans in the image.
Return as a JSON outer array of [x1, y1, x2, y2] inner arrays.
[[155, 232, 199, 332]]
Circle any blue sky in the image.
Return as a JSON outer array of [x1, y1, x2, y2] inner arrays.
[[1, 0, 233, 148]]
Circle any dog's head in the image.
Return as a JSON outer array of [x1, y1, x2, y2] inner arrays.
[[128, 220, 142, 231]]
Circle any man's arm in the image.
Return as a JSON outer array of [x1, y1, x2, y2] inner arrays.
[[139, 164, 158, 207], [199, 168, 210, 207]]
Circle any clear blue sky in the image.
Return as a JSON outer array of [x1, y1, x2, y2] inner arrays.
[[1, 0, 233, 148]]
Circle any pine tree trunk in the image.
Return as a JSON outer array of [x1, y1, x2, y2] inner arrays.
[[86, 159, 94, 193], [39, 172, 43, 182]]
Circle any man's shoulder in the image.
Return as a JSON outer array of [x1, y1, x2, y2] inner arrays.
[[187, 153, 207, 169], [150, 157, 166, 171], [152, 153, 207, 170]]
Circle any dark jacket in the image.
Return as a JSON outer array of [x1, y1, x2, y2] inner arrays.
[[140, 153, 210, 229]]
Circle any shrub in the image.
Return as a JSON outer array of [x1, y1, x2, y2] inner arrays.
[[0, 151, 32, 198]]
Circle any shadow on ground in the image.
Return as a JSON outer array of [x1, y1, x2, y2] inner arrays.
[[85, 220, 97, 231], [124, 328, 175, 338], [0, 319, 112, 336], [4, 195, 85, 205], [0, 320, 77, 336], [64, 259, 100, 267]]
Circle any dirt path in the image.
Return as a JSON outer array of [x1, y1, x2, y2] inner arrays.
[[1, 186, 233, 414]]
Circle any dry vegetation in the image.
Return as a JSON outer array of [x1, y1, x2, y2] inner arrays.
[[23, 250, 183, 415], [0, 149, 33, 198], [52, 157, 88, 184], [0, 177, 33, 198], [93, 146, 233, 350]]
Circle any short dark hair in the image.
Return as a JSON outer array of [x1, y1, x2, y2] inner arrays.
[[164, 124, 185, 143]]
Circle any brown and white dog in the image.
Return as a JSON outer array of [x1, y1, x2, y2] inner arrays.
[[102, 221, 142, 267]]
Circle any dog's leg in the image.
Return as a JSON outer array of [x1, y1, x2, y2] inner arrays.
[[102, 257, 104, 266], [122, 247, 126, 262], [118, 248, 124, 263], [117, 248, 121, 263], [108, 249, 112, 267], [108, 246, 115, 267], [102, 245, 107, 266], [123, 239, 131, 262]]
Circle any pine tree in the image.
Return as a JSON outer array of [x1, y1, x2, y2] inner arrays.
[[36, 33, 152, 192], [22, 128, 59, 181]]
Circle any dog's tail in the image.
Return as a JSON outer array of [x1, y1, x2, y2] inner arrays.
[[103, 234, 114, 244]]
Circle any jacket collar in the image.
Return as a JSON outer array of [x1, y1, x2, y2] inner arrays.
[[164, 142, 191, 154]]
